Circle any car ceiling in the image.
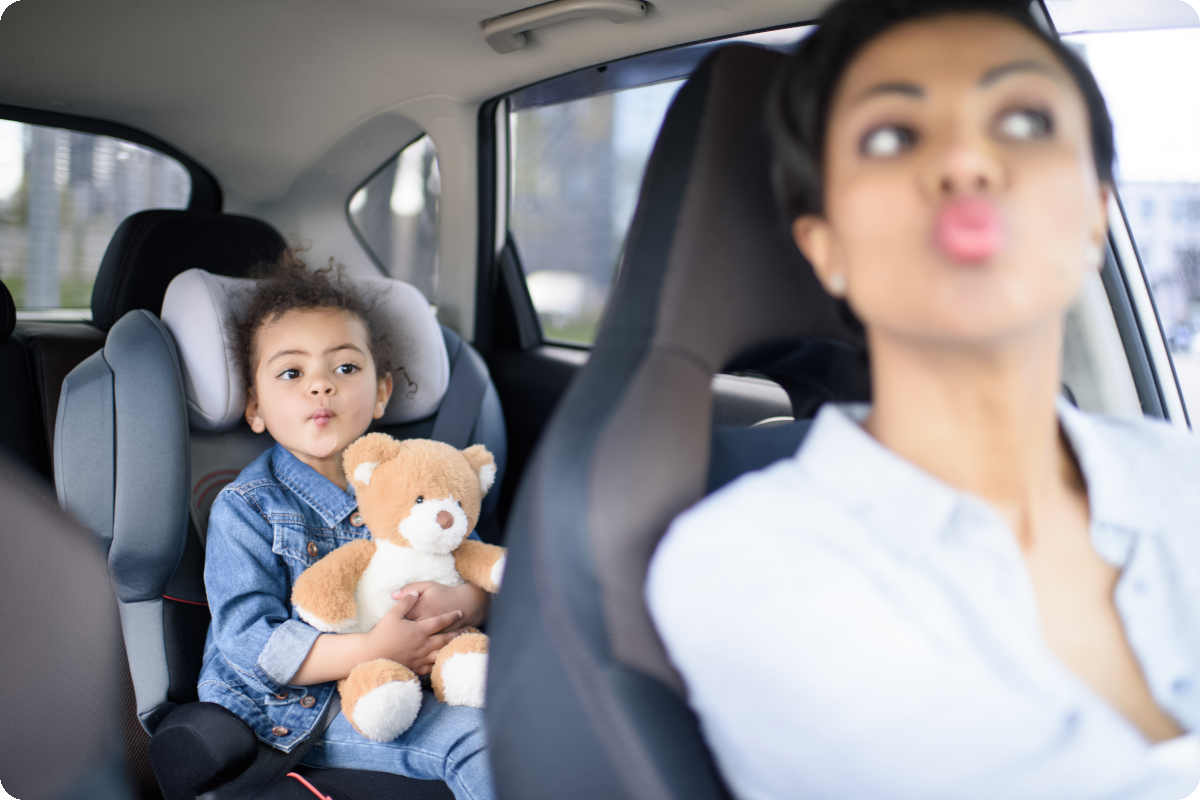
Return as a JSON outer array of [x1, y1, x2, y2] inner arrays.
[[0, 0, 829, 205]]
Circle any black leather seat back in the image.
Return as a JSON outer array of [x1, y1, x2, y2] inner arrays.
[[488, 44, 865, 800]]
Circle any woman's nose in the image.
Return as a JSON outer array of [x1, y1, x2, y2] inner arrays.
[[924, 136, 1002, 199]]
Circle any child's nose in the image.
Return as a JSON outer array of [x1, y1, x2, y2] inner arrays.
[[309, 380, 333, 395]]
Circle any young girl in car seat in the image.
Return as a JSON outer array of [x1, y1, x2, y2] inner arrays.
[[198, 254, 495, 800], [649, 1, 1200, 798]]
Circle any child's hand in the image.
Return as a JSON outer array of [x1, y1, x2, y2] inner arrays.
[[401, 581, 490, 630], [366, 591, 462, 675]]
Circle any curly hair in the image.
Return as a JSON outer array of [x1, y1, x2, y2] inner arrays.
[[766, 0, 1116, 222], [231, 249, 395, 393]]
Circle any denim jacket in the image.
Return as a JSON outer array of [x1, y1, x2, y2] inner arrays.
[[198, 443, 368, 752]]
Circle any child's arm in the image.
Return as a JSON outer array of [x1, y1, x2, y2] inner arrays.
[[289, 591, 464, 684], [400, 581, 491, 630]]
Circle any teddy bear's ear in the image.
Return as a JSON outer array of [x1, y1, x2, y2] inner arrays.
[[343, 433, 404, 488], [462, 444, 496, 494]]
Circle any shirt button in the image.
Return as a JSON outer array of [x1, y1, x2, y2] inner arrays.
[[300, 695, 317, 708], [306, 541, 320, 557], [350, 512, 365, 527], [272, 726, 290, 737]]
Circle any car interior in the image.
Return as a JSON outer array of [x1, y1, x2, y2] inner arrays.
[[0, 0, 1195, 798]]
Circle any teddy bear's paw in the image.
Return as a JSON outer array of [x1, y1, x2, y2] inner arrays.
[[489, 554, 506, 592], [432, 632, 489, 708], [294, 604, 358, 634], [349, 677, 422, 741]]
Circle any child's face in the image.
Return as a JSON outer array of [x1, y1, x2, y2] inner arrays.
[[245, 308, 393, 481], [793, 13, 1109, 350]]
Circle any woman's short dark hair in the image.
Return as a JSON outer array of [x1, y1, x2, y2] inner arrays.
[[767, 0, 1116, 221], [232, 249, 394, 391]]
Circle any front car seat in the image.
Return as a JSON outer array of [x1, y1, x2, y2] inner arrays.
[[55, 263, 504, 798], [487, 44, 864, 799]]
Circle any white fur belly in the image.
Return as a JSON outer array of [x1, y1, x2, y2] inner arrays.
[[355, 542, 464, 631]]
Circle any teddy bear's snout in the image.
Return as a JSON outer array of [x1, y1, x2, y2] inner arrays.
[[436, 510, 454, 530]]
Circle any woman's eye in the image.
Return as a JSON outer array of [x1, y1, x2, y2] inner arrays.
[[859, 124, 917, 158], [996, 108, 1053, 141], [335, 363, 360, 376], [277, 368, 300, 380]]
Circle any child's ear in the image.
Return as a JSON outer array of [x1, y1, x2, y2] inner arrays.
[[374, 372, 394, 419], [244, 392, 266, 434]]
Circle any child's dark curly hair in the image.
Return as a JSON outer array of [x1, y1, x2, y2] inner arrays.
[[231, 249, 394, 392]]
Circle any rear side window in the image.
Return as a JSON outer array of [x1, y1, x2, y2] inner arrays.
[[348, 134, 441, 304], [504, 26, 808, 346], [0, 120, 190, 313]]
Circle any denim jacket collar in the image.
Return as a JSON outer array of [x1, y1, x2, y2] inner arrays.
[[269, 444, 358, 527]]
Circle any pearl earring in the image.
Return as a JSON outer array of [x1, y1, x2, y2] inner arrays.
[[827, 273, 847, 297]]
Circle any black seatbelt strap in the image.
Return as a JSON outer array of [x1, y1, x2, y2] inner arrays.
[[431, 333, 488, 449]]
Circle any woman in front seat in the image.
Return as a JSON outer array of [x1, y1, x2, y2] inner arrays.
[[647, 1, 1200, 797]]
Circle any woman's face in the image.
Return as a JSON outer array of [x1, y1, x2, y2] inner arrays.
[[792, 14, 1110, 349]]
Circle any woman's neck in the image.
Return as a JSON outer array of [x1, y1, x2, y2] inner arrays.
[[864, 324, 1084, 545]]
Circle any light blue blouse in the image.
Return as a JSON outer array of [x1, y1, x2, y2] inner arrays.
[[647, 401, 1200, 799]]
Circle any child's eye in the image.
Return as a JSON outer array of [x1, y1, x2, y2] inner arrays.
[[335, 363, 361, 376], [859, 124, 917, 158], [995, 108, 1053, 141], [277, 368, 300, 380]]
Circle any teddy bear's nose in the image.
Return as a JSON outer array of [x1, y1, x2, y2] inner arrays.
[[436, 510, 454, 530]]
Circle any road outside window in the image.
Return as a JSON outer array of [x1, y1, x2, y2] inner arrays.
[[1066, 27, 1200, 414], [0, 121, 189, 314]]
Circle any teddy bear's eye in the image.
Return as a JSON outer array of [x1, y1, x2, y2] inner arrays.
[[456, 499, 462, 508], [415, 495, 424, 504]]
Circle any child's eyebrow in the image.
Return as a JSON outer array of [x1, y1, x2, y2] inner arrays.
[[266, 343, 364, 364]]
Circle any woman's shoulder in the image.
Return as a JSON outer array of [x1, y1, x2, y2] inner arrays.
[[1067, 405, 1200, 468]]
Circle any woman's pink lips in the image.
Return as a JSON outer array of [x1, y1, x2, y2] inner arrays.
[[934, 197, 1003, 263]]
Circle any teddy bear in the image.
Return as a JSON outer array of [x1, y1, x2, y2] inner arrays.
[[290, 433, 507, 742]]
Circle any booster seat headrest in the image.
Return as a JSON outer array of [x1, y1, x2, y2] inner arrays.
[[161, 268, 450, 431]]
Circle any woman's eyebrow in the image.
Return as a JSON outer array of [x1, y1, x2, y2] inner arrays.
[[978, 58, 1061, 87], [850, 81, 924, 107]]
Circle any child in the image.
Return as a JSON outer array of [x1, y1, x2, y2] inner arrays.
[[198, 255, 496, 800]]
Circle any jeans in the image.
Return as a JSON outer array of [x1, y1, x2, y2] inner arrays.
[[301, 689, 495, 800]]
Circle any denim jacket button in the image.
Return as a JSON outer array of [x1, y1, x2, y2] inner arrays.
[[300, 695, 317, 708], [350, 512, 365, 527], [306, 541, 320, 557], [272, 725, 290, 737]]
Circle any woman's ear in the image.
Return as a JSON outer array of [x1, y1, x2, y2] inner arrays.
[[791, 215, 844, 297], [374, 372, 394, 419], [244, 392, 266, 434]]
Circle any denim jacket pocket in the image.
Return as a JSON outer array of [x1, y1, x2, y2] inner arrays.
[[272, 519, 337, 569]]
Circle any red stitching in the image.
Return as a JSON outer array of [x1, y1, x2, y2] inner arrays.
[[285, 772, 333, 799], [162, 594, 209, 608]]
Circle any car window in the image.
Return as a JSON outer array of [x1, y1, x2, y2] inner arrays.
[[0, 120, 190, 314], [504, 26, 809, 347], [348, 134, 440, 304], [1064, 27, 1200, 415]]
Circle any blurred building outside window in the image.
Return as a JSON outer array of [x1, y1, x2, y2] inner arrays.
[[0, 120, 190, 316]]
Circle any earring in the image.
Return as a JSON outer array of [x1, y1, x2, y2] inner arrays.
[[827, 272, 847, 297]]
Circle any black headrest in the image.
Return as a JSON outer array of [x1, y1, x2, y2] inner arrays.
[[0, 278, 14, 342], [90, 210, 287, 332]]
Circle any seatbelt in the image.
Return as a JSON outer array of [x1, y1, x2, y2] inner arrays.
[[430, 333, 488, 449]]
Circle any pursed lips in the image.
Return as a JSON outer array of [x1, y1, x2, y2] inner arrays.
[[309, 408, 335, 426]]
